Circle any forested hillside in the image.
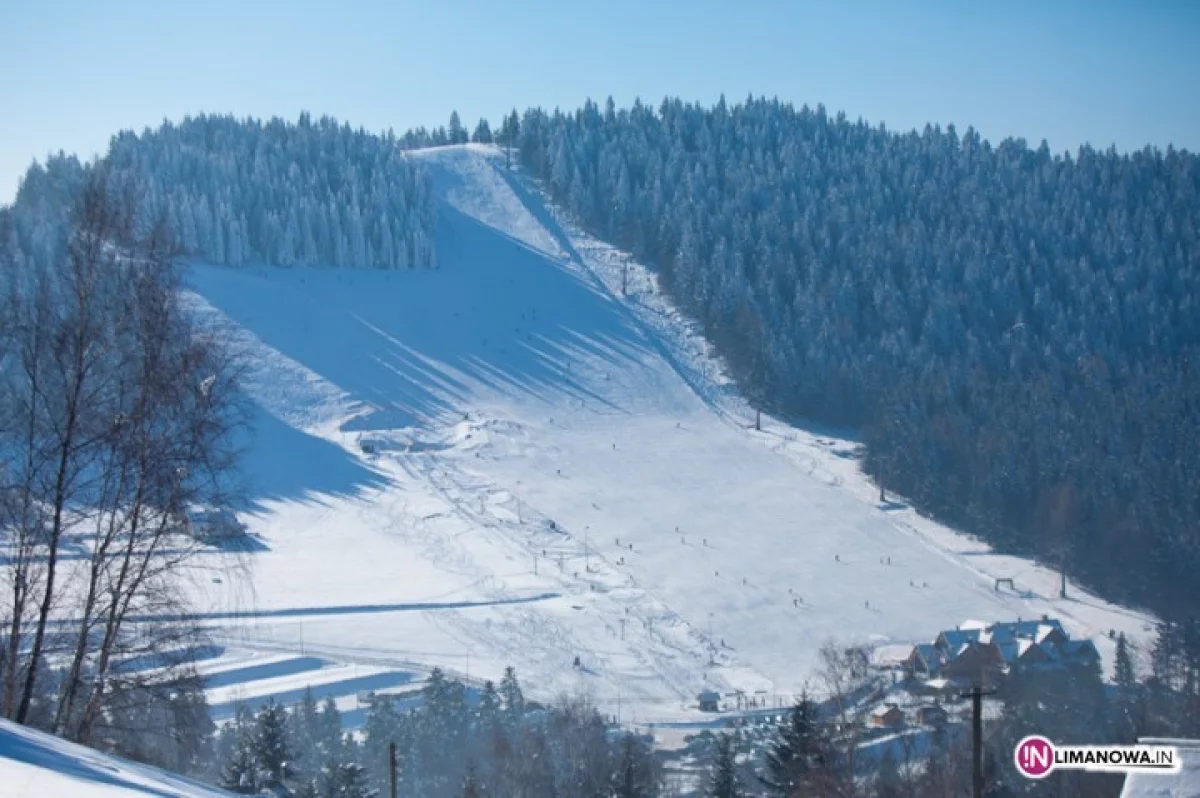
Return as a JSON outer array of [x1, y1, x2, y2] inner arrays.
[[513, 96, 1200, 619], [11, 114, 438, 270]]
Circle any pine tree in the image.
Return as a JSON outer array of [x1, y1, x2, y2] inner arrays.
[[1116, 633, 1136, 691], [449, 112, 466, 145], [499, 666, 524, 719], [502, 109, 520, 168], [762, 695, 828, 794], [319, 694, 344, 756], [707, 733, 743, 798], [220, 734, 259, 794], [478, 680, 500, 720], [331, 760, 378, 798], [472, 119, 493, 144], [614, 731, 659, 797], [253, 699, 295, 790]]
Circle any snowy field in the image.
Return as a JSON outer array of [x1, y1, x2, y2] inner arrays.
[[167, 144, 1155, 725], [0, 718, 233, 797]]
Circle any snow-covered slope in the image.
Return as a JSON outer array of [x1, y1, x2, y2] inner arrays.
[[0, 719, 232, 797], [180, 144, 1155, 723]]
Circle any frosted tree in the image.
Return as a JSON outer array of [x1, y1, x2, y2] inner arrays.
[[96, 113, 437, 269], [448, 111, 467, 145], [472, 119, 492, 144]]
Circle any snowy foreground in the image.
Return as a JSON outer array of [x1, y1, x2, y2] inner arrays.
[[168, 144, 1153, 727], [0, 718, 232, 797]]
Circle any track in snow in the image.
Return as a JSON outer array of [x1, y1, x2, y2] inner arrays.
[[175, 144, 1156, 722]]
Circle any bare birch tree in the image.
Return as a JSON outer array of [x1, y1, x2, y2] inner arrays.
[[1, 165, 246, 748]]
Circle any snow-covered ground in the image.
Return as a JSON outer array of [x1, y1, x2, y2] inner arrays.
[[170, 143, 1155, 725], [0, 718, 233, 797]]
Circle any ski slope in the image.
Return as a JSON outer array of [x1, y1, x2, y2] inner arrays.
[[0, 718, 232, 798], [178, 144, 1155, 723]]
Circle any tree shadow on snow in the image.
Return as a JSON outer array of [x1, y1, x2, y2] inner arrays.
[[189, 205, 659, 438], [233, 405, 391, 511]]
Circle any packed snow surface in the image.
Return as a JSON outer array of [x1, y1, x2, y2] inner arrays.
[[0, 718, 233, 797], [173, 144, 1153, 723]]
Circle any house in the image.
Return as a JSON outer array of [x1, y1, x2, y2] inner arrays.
[[1059, 638, 1101, 666], [996, 638, 1055, 670], [870, 704, 905, 729], [942, 640, 1005, 683], [911, 644, 945, 677], [916, 705, 949, 727], [1120, 737, 1200, 797], [936, 627, 983, 654], [698, 690, 720, 713], [870, 644, 917, 672]]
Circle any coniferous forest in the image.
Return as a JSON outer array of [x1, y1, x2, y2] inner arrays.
[[508, 96, 1200, 620], [11, 114, 438, 272]]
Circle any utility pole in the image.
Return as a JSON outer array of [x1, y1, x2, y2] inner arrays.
[[622, 258, 629, 296], [389, 741, 398, 798], [584, 526, 590, 572], [1059, 549, 1068, 599], [961, 684, 997, 798]]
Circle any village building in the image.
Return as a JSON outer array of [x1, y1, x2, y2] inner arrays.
[[697, 689, 720, 713], [870, 704, 905, 729], [915, 704, 949, 727], [870, 616, 1104, 690]]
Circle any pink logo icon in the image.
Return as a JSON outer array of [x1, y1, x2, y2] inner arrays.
[[1015, 736, 1055, 779]]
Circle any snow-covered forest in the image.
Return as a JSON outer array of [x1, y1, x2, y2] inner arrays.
[[10, 114, 438, 270], [508, 96, 1200, 620]]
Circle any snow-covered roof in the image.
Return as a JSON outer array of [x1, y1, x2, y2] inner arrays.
[[870, 644, 916, 667], [1120, 737, 1200, 797], [960, 619, 990, 631], [1035, 623, 1066, 644], [939, 629, 982, 650]]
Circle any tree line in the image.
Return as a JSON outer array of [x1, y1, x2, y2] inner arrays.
[[14, 113, 439, 271], [504, 95, 1200, 620], [206, 666, 661, 798]]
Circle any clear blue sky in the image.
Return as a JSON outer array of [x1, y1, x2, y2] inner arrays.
[[2, 0, 1198, 203]]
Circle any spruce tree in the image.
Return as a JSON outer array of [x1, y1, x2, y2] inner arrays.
[[762, 695, 827, 794], [449, 111, 466, 145], [472, 119, 492, 144], [614, 731, 659, 797], [332, 760, 378, 798], [1116, 633, 1136, 691], [318, 694, 344, 757], [253, 699, 295, 790], [220, 734, 259, 795], [707, 733, 743, 798], [499, 666, 524, 718]]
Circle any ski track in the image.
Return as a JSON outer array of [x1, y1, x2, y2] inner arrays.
[[174, 144, 1156, 723]]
